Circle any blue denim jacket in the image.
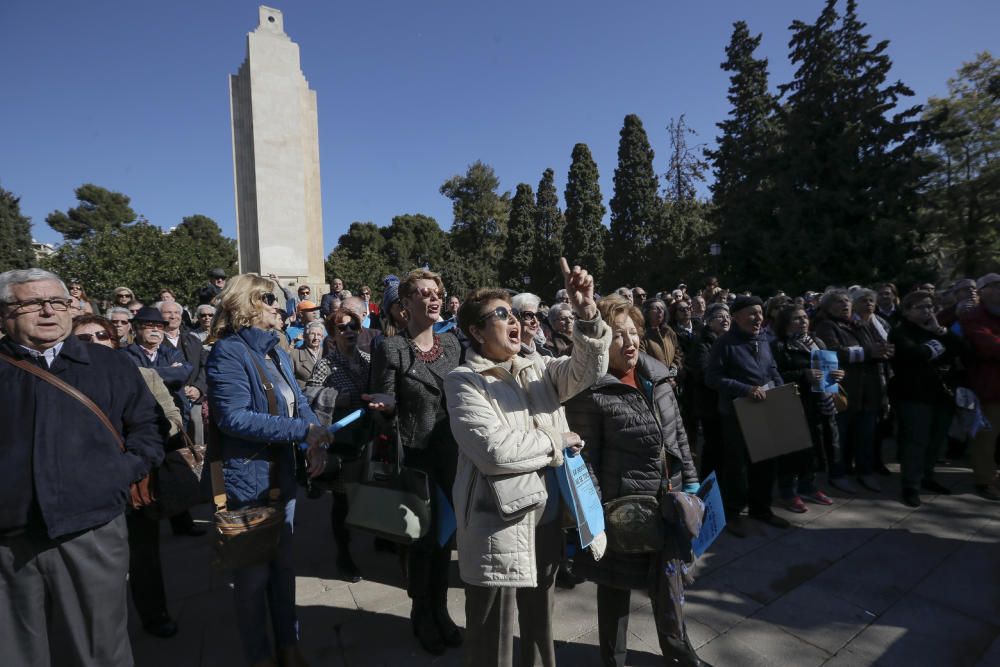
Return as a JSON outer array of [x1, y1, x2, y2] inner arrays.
[[206, 327, 320, 504]]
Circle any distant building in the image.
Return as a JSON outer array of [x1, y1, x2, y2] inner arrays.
[[32, 240, 56, 262]]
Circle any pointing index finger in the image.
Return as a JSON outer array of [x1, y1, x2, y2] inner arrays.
[[559, 257, 572, 278]]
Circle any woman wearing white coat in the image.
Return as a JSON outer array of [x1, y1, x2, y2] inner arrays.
[[445, 259, 611, 667]]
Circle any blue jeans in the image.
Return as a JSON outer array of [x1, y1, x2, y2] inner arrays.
[[832, 411, 877, 478], [233, 497, 298, 663]]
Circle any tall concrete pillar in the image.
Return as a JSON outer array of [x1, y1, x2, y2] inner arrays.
[[230, 6, 326, 292]]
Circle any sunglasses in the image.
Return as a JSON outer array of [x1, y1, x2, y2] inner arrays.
[[198, 312, 214, 318], [261, 292, 277, 306], [518, 310, 538, 322], [478, 306, 516, 324], [335, 321, 360, 333], [76, 331, 112, 342], [416, 287, 444, 300], [137, 321, 165, 330]]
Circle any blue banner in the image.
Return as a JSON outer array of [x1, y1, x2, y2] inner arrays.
[[557, 451, 605, 549], [692, 471, 725, 557]]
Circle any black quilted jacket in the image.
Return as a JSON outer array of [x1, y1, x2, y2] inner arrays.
[[565, 353, 698, 589]]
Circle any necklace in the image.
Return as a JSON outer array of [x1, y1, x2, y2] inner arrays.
[[409, 334, 442, 363]]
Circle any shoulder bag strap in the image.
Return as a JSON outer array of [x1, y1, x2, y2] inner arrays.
[[0, 352, 125, 452], [242, 343, 282, 502]]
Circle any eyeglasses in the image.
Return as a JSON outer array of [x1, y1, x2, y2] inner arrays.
[[137, 322, 165, 330], [361, 291, 371, 296], [198, 312, 214, 318], [116, 293, 133, 299], [335, 321, 360, 333], [128, 308, 142, 315], [416, 287, 444, 300], [3, 298, 74, 314], [111, 319, 130, 326], [298, 289, 311, 295], [76, 331, 112, 342], [478, 306, 516, 324], [261, 292, 277, 306], [518, 311, 538, 322]]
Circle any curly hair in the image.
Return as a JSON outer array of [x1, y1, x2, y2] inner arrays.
[[209, 273, 275, 340], [598, 294, 645, 330]]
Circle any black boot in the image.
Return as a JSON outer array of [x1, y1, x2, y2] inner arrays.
[[411, 599, 445, 655], [433, 599, 462, 648], [336, 548, 362, 583]]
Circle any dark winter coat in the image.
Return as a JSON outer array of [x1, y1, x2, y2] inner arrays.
[[889, 319, 966, 406], [0, 336, 166, 539], [704, 326, 784, 416], [206, 327, 321, 505], [370, 332, 462, 451], [960, 305, 1000, 402], [163, 328, 208, 400], [685, 326, 721, 419], [812, 316, 884, 413], [565, 353, 698, 589], [770, 335, 832, 423]]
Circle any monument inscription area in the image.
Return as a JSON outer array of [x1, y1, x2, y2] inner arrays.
[[230, 6, 326, 291]]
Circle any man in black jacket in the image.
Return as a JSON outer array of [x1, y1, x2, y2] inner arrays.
[[706, 295, 789, 537], [0, 268, 165, 666]]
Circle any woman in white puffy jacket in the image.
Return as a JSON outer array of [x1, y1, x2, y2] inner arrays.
[[444, 259, 610, 667]]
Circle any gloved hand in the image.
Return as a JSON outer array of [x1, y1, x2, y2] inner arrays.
[[683, 482, 700, 494]]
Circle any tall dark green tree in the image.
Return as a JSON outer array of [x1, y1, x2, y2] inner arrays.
[[563, 143, 607, 287], [770, 0, 933, 290], [0, 186, 35, 271], [325, 222, 393, 293], [440, 161, 510, 293], [608, 114, 661, 289], [382, 214, 451, 275], [920, 51, 1000, 278], [650, 117, 715, 289], [46, 184, 138, 241], [706, 20, 779, 288], [531, 169, 565, 297], [171, 214, 238, 296], [500, 183, 536, 290]]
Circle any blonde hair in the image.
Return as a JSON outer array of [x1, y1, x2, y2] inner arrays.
[[398, 269, 444, 301], [598, 294, 645, 330], [209, 273, 275, 340]]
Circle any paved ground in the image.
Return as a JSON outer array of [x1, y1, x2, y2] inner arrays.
[[130, 455, 1000, 666]]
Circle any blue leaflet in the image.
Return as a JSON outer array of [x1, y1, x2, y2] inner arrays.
[[557, 451, 605, 549], [691, 471, 725, 558]]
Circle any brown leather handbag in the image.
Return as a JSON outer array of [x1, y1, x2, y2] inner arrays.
[[207, 348, 285, 571], [0, 353, 156, 509]]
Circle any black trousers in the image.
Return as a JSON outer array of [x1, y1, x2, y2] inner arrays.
[[596, 554, 701, 667], [698, 414, 725, 480], [126, 510, 169, 626], [463, 521, 561, 667], [403, 443, 457, 604], [0, 515, 132, 667], [721, 416, 776, 519]]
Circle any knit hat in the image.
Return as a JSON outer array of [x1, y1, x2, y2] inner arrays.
[[381, 274, 400, 313], [730, 295, 763, 315]]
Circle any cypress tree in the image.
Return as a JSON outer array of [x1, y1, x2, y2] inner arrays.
[[500, 183, 536, 290], [0, 186, 35, 272], [563, 143, 607, 287], [773, 0, 932, 289], [531, 168, 565, 298], [706, 20, 779, 289], [608, 114, 661, 289]]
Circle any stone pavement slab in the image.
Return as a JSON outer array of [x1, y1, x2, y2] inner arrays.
[[130, 461, 1000, 666]]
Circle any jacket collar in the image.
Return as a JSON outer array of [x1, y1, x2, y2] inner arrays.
[[235, 326, 280, 355], [591, 352, 665, 389], [0, 333, 91, 366], [465, 347, 533, 378]]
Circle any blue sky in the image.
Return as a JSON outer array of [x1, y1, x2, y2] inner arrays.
[[2, 0, 996, 252]]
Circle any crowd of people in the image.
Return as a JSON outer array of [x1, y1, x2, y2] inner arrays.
[[2, 261, 998, 667]]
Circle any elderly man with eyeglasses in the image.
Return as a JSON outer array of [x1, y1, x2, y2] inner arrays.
[[121, 307, 192, 413], [0, 268, 165, 666]]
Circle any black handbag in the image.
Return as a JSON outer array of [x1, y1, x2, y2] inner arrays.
[[144, 431, 208, 520], [208, 348, 285, 571]]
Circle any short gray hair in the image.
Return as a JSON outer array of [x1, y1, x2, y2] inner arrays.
[[548, 302, 573, 326], [0, 268, 69, 305], [196, 304, 216, 316], [511, 292, 540, 313], [305, 320, 326, 333], [851, 288, 876, 304], [108, 306, 132, 319], [819, 288, 851, 313]]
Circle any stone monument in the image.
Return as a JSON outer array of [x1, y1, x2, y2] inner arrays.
[[230, 6, 326, 292]]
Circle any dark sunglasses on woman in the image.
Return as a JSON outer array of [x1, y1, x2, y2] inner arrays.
[[76, 331, 112, 342], [261, 292, 277, 306], [478, 306, 516, 324], [335, 321, 360, 333]]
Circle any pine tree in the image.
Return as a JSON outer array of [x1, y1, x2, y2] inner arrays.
[[772, 0, 932, 290], [563, 143, 607, 287], [500, 184, 536, 290], [531, 168, 565, 297], [0, 186, 35, 272], [46, 184, 138, 241], [440, 161, 510, 292], [706, 20, 779, 289], [608, 115, 661, 289]]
